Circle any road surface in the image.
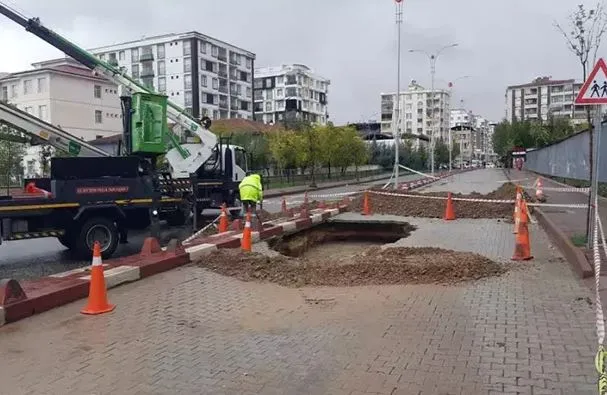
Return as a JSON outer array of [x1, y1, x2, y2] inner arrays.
[[0, 174, 421, 280]]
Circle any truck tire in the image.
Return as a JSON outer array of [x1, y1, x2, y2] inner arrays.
[[166, 208, 187, 226], [75, 217, 119, 260]]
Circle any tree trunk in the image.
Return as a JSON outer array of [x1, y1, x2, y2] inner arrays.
[[582, 61, 594, 242]]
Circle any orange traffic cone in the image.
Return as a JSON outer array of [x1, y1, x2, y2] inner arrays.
[[443, 192, 456, 220], [512, 201, 533, 261], [513, 186, 522, 234], [218, 203, 229, 233], [241, 211, 252, 252], [281, 197, 288, 215], [362, 191, 371, 215], [535, 178, 545, 201], [81, 241, 115, 315]]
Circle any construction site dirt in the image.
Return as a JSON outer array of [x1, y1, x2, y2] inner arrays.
[[348, 182, 532, 219]]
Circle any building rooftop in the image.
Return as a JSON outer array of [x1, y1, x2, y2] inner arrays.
[[88, 31, 255, 58], [507, 77, 577, 89], [0, 62, 108, 82], [255, 64, 330, 82]]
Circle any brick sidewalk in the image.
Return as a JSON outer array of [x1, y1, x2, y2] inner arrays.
[[0, 217, 599, 393]]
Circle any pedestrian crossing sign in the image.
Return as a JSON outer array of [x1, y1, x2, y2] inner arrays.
[[575, 58, 607, 104]]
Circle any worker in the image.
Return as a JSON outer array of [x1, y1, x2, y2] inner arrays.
[[238, 173, 263, 219]]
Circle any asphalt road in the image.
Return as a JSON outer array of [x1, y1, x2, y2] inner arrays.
[[0, 174, 422, 280]]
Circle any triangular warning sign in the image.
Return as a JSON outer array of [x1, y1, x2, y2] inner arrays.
[[575, 58, 607, 104]]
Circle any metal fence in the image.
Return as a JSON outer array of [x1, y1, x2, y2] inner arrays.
[[524, 123, 607, 182]]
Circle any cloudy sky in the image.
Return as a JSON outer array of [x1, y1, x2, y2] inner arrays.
[[0, 0, 596, 123]]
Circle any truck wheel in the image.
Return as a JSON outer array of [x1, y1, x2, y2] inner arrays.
[[75, 217, 119, 260], [166, 208, 187, 226]]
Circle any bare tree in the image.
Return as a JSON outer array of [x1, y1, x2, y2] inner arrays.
[[555, 3, 607, 239]]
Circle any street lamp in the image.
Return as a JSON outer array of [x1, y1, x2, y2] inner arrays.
[[409, 43, 458, 175], [447, 75, 470, 171], [392, 0, 404, 190]]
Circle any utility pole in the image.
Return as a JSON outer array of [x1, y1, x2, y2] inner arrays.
[[409, 43, 458, 176], [447, 76, 470, 172], [392, 0, 403, 189]]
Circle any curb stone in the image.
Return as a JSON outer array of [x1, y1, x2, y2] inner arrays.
[[0, 172, 452, 327]]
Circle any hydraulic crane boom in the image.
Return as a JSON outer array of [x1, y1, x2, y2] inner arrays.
[[0, 2, 218, 178], [0, 102, 111, 157]]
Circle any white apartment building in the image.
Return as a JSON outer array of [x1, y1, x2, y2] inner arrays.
[[90, 32, 256, 121], [449, 109, 496, 162], [380, 80, 450, 146], [0, 58, 122, 177], [254, 64, 330, 125], [505, 77, 594, 125]]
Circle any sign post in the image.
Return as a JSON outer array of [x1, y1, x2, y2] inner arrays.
[[574, 58, 607, 248]]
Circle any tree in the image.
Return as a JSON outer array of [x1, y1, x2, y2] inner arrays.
[[433, 139, 450, 166], [0, 140, 25, 190], [39, 145, 54, 177]]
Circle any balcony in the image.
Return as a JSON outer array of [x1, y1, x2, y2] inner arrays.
[[140, 52, 154, 62], [219, 101, 228, 109], [140, 68, 154, 78], [218, 70, 228, 78], [218, 85, 228, 94]]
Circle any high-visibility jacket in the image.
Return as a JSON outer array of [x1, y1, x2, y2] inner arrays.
[[238, 174, 263, 203]]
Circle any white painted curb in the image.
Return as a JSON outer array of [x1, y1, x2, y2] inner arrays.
[[0, 306, 5, 327], [79, 265, 140, 289], [311, 213, 323, 224], [186, 243, 218, 260]]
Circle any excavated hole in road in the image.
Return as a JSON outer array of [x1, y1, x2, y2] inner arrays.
[[267, 221, 414, 262], [196, 220, 507, 287]]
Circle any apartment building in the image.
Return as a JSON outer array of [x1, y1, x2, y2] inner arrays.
[[505, 77, 594, 125], [380, 80, 450, 147], [90, 32, 256, 121], [0, 58, 122, 176], [449, 109, 495, 162], [253, 64, 329, 125]]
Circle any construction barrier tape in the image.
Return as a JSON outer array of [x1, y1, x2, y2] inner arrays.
[[522, 185, 591, 193], [594, 201, 607, 394], [182, 215, 220, 245]]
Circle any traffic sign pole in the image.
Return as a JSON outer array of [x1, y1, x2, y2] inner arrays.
[[588, 107, 601, 248]]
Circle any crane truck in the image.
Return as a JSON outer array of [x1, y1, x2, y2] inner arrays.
[[0, 3, 249, 259]]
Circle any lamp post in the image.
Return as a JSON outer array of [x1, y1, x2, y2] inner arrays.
[[447, 75, 470, 171], [409, 43, 458, 175], [392, 0, 403, 189]]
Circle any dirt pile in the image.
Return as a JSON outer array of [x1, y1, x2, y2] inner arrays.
[[195, 246, 505, 287], [348, 183, 525, 219]]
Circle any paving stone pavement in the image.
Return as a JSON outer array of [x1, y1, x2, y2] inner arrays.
[[0, 185, 601, 394], [421, 169, 510, 195]]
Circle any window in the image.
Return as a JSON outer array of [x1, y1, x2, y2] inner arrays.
[[277, 76, 284, 85], [201, 75, 207, 87], [183, 57, 191, 73], [205, 94, 215, 105], [23, 80, 33, 94], [158, 77, 166, 93], [132, 64, 140, 78], [276, 88, 283, 97], [204, 61, 214, 72], [94, 85, 102, 98], [10, 84, 17, 98], [119, 51, 125, 61], [265, 102, 272, 112], [254, 90, 263, 100], [185, 93, 192, 106], [245, 58, 252, 69], [183, 41, 191, 56], [0, 86, 7, 100], [38, 105, 48, 121], [212, 78, 218, 89], [131, 48, 139, 62], [211, 45, 218, 57], [37, 77, 47, 93], [200, 41, 207, 54], [266, 90, 273, 100], [157, 60, 165, 75], [108, 53, 117, 64], [285, 87, 297, 97], [184, 74, 192, 90], [95, 110, 103, 124], [157, 44, 165, 59], [254, 79, 262, 89], [24, 106, 33, 114], [234, 148, 247, 171], [246, 87, 251, 98], [239, 71, 248, 82], [237, 84, 242, 95]]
